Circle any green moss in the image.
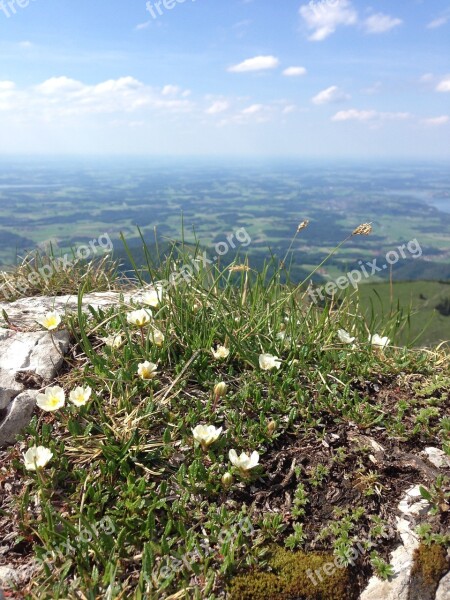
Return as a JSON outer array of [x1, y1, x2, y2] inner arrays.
[[228, 546, 359, 600], [410, 543, 449, 589]]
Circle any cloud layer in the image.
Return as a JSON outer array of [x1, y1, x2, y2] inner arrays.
[[299, 1, 402, 40]]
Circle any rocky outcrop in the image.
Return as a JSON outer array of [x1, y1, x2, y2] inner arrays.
[[0, 291, 131, 330], [436, 571, 450, 599], [0, 291, 133, 447], [360, 483, 449, 600], [0, 328, 70, 447]]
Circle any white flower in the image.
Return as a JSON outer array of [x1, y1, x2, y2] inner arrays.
[[127, 309, 152, 327], [23, 446, 53, 471], [137, 361, 158, 380], [229, 449, 260, 472], [142, 285, 164, 308], [192, 425, 222, 450], [150, 328, 165, 346], [36, 386, 65, 412], [69, 386, 92, 407], [37, 311, 61, 331], [103, 333, 123, 348], [337, 329, 356, 344], [369, 334, 390, 348], [259, 353, 281, 371], [211, 345, 230, 360]]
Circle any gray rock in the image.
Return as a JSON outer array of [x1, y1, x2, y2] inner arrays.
[[0, 290, 148, 446], [422, 447, 450, 470], [0, 328, 70, 422], [0, 390, 39, 447], [0, 328, 69, 379], [0, 561, 37, 590], [0, 369, 23, 410], [0, 566, 16, 587], [435, 571, 450, 600], [0, 291, 132, 330], [30, 330, 70, 380], [360, 485, 427, 600]]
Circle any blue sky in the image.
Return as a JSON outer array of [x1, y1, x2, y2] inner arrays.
[[0, 0, 449, 158]]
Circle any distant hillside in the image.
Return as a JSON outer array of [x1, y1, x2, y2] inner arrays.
[[357, 280, 450, 347]]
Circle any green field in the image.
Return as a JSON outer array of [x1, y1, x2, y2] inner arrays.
[[357, 280, 450, 347]]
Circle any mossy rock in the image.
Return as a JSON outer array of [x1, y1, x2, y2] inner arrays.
[[408, 543, 449, 600], [228, 547, 359, 600]]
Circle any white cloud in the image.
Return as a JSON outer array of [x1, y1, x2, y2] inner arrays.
[[427, 15, 449, 29], [420, 73, 434, 83], [364, 13, 403, 34], [299, 0, 358, 41], [0, 80, 17, 111], [0, 81, 16, 92], [36, 76, 85, 95], [332, 109, 411, 122], [1, 76, 193, 119], [422, 116, 449, 126], [206, 101, 230, 115], [312, 85, 350, 105], [162, 84, 180, 96], [217, 103, 275, 126], [241, 104, 265, 115], [19, 41, 34, 49], [228, 55, 279, 73], [436, 77, 450, 92], [283, 66, 307, 77], [283, 105, 297, 114]]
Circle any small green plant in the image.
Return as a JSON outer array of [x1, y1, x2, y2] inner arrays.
[[368, 515, 390, 540], [413, 407, 441, 435], [309, 463, 330, 487], [419, 475, 450, 515], [292, 480, 309, 519], [416, 523, 450, 546], [370, 552, 395, 579], [285, 523, 305, 550]]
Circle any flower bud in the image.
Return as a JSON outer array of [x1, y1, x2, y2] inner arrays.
[[221, 472, 233, 489], [214, 382, 227, 398], [267, 420, 277, 435]]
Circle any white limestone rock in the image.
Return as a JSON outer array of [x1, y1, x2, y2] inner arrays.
[[435, 571, 450, 600], [0, 390, 39, 447], [0, 291, 142, 447], [360, 485, 427, 600], [0, 291, 132, 330], [422, 447, 450, 470]]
